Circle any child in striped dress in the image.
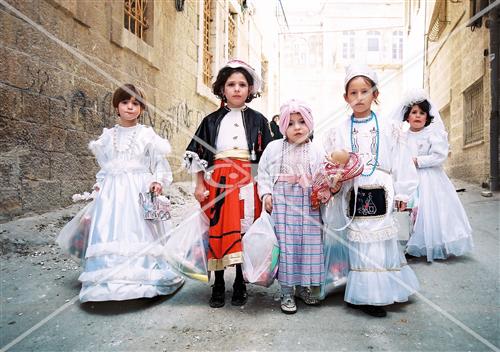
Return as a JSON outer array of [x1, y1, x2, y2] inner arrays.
[[258, 99, 325, 314]]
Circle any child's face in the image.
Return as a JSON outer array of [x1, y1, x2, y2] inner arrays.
[[344, 77, 378, 118], [117, 97, 142, 122], [407, 104, 427, 132], [286, 113, 310, 144], [223, 72, 250, 108]]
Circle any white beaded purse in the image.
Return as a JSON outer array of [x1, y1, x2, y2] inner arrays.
[[139, 192, 171, 221]]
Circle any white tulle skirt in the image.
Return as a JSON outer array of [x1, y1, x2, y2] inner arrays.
[[406, 167, 473, 262], [345, 237, 419, 306], [79, 171, 184, 302]]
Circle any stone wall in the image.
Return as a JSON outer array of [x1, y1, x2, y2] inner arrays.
[[425, 1, 491, 186], [0, 0, 277, 220]]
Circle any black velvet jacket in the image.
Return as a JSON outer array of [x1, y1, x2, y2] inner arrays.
[[185, 106, 272, 170], [270, 120, 283, 140]]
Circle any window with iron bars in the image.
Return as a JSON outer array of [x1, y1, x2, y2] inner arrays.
[[124, 0, 149, 40], [228, 13, 237, 59], [203, 0, 213, 87], [463, 81, 484, 145], [261, 59, 268, 93]]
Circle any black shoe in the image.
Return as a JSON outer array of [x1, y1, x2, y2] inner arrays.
[[231, 284, 248, 306], [346, 303, 387, 317], [361, 305, 387, 317], [209, 285, 225, 308], [404, 252, 419, 260]]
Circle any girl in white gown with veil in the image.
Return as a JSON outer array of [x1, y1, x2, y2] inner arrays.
[[59, 84, 184, 302], [395, 89, 473, 262]]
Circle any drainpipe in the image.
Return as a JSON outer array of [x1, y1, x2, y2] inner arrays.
[[489, 7, 499, 191]]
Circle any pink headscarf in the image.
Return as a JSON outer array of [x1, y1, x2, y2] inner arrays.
[[279, 99, 314, 136]]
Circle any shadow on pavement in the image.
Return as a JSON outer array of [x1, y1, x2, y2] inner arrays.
[[79, 294, 173, 315]]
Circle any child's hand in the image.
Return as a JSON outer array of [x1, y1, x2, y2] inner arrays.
[[395, 200, 407, 212], [150, 182, 163, 195], [194, 184, 209, 203], [264, 194, 273, 213]]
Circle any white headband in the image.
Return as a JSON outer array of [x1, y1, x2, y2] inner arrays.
[[221, 59, 262, 94], [344, 63, 379, 88]]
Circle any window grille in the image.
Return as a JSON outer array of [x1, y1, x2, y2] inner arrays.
[[203, 0, 213, 87], [124, 0, 149, 40], [261, 59, 268, 93], [464, 81, 484, 145], [228, 14, 236, 59]]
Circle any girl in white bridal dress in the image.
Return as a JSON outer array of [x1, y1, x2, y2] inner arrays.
[[59, 84, 184, 302]]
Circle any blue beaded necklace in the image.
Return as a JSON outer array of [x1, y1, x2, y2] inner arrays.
[[350, 111, 379, 177]]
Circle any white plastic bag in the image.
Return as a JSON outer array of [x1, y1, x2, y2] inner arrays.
[[320, 230, 349, 299], [394, 210, 412, 241], [164, 206, 209, 282], [56, 200, 95, 261], [242, 211, 279, 287]]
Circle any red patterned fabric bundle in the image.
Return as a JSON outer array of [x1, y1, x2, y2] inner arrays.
[[311, 152, 363, 209]]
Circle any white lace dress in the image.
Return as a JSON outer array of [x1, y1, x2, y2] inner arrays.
[[78, 124, 184, 302], [406, 128, 473, 261], [322, 114, 420, 305]]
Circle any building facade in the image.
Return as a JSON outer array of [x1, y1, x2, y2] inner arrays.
[[278, 0, 405, 138], [0, 0, 280, 220], [417, 0, 499, 188]]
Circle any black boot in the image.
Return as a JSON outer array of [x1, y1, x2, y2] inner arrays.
[[209, 270, 225, 308], [231, 264, 248, 306], [209, 284, 225, 308], [231, 283, 248, 306]]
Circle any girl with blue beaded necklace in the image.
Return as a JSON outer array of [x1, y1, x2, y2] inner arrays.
[[322, 64, 420, 317]]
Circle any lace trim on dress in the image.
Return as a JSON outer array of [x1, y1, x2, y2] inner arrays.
[[347, 225, 398, 243], [183, 151, 213, 179], [78, 268, 184, 283], [85, 242, 169, 258]]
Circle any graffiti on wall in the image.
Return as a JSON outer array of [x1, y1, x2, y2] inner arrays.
[[65, 90, 204, 139], [66, 90, 114, 128], [143, 101, 204, 140]]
